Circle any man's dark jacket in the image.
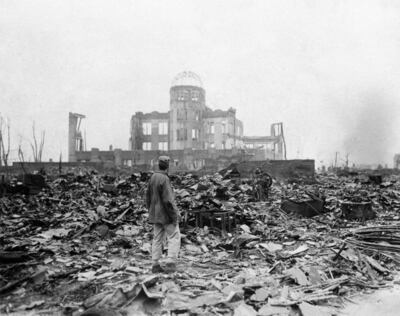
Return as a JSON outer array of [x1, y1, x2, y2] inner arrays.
[[146, 171, 178, 225]]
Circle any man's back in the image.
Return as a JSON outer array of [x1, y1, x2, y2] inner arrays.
[[147, 156, 181, 273], [146, 171, 176, 225]]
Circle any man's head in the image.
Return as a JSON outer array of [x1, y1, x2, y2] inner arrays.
[[158, 156, 170, 171]]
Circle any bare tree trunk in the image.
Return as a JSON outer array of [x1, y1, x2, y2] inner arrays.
[[0, 117, 10, 166], [18, 143, 27, 174], [59, 151, 62, 175], [39, 130, 45, 161], [0, 131, 2, 168], [31, 121, 38, 162], [30, 121, 45, 162], [0, 116, 11, 179]]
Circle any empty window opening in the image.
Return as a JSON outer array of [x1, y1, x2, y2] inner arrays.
[[158, 122, 168, 135], [143, 123, 152, 135], [158, 142, 168, 151], [143, 142, 151, 150]]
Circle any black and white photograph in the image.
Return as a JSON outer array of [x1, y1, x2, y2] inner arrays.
[[1, 1, 400, 315]]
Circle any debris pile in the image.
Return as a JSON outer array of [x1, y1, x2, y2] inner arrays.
[[1, 170, 400, 315]]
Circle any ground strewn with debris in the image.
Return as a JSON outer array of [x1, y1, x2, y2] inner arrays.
[[1, 170, 400, 315]]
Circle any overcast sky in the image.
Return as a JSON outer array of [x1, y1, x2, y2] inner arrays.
[[1, 0, 399, 167]]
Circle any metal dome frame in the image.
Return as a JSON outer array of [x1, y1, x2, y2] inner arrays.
[[171, 71, 203, 88]]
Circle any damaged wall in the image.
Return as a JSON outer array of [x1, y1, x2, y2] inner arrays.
[[226, 159, 315, 180]]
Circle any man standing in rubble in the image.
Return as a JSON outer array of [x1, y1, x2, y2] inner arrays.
[[146, 156, 180, 273], [253, 168, 272, 201]]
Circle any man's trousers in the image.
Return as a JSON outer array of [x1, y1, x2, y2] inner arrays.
[[152, 223, 180, 263]]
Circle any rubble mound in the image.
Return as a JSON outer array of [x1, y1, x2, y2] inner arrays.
[[1, 170, 400, 315]]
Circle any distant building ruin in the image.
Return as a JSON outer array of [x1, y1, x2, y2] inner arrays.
[[69, 71, 286, 171], [130, 71, 244, 152], [129, 71, 285, 156], [68, 112, 85, 162], [394, 154, 400, 169]]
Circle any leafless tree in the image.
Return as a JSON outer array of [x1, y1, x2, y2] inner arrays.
[[0, 116, 11, 168], [18, 138, 27, 174], [30, 121, 45, 162]]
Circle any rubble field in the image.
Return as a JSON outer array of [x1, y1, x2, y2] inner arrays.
[[1, 169, 400, 316]]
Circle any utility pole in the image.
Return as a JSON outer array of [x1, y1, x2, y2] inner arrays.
[[233, 110, 236, 148], [84, 129, 87, 151], [281, 122, 287, 160], [334, 152, 339, 169]]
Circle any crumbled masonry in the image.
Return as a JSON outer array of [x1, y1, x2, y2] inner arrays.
[[1, 169, 400, 315]]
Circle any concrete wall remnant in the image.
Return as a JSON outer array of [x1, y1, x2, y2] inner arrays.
[[222, 159, 315, 180], [68, 112, 86, 162], [394, 154, 400, 169]]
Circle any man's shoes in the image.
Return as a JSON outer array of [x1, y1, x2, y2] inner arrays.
[[151, 263, 164, 273], [164, 261, 176, 273]]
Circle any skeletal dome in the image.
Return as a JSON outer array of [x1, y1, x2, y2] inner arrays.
[[171, 71, 203, 88]]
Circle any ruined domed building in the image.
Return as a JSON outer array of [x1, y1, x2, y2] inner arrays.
[[130, 71, 244, 152], [70, 71, 285, 171]]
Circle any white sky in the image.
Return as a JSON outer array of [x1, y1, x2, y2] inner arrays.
[[1, 0, 400, 167]]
